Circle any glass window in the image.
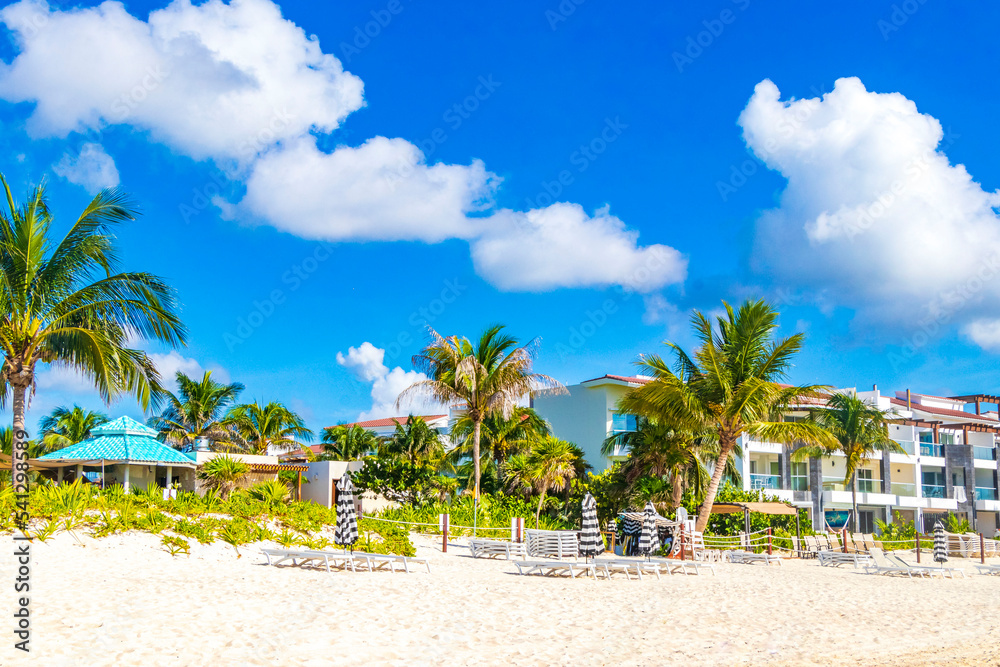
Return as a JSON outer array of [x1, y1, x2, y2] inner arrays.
[[918, 431, 933, 443], [791, 462, 809, 491], [611, 413, 637, 433], [857, 469, 874, 493], [939, 432, 955, 445]]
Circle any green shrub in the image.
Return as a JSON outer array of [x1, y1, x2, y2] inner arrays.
[[173, 518, 215, 544], [247, 480, 291, 506], [161, 535, 190, 557]]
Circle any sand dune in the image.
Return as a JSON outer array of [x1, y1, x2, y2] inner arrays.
[[4, 531, 999, 666]]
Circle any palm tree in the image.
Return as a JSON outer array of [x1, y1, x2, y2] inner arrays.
[[382, 415, 444, 465], [320, 423, 380, 461], [0, 176, 186, 483], [198, 454, 249, 499], [223, 401, 313, 455], [619, 299, 834, 532], [148, 371, 244, 449], [501, 452, 534, 498], [39, 405, 110, 451], [794, 392, 903, 532], [602, 418, 709, 513], [398, 324, 564, 501], [450, 406, 551, 468], [527, 436, 583, 528]]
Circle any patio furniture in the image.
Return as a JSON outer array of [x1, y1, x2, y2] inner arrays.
[[350, 551, 431, 574], [596, 560, 664, 580], [469, 538, 528, 560], [513, 560, 596, 579], [261, 548, 358, 573], [725, 549, 781, 565], [864, 548, 922, 578], [974, 563, 1000, 575], [884, 551, 964, 578], [525, 529, 580, 559], [817, 549, 873, 568]]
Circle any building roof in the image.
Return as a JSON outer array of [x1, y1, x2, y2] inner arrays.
[[581, 374, 653, 386], [889, 397, 998, 423], [340, 414, 448, 429], [35, 416, 195, 466]]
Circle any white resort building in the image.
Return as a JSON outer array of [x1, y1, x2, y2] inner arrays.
[[532, 375, 1000, 535]]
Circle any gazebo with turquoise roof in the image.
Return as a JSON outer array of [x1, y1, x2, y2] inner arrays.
[[34, 416, 195, 490]]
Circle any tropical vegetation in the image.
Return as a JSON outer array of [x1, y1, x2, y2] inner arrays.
[[39, 405, 109, 451]]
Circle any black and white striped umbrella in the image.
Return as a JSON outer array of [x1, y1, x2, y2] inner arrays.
[[639, 501, 660, 557], [334, 472, 359, 549], [579, 492, 604, 559], [933, 520, 947, 563]]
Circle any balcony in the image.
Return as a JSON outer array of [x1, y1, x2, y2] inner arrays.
[[922, 484, 946, 498], [822, 476, 845, 492], [975, 487, 998, 501], [973, 446, 996, 461], [893, 439, 916, 456], [919, 443, 944, 457], [750, 473, 782, 490], [891, 482, 917, 497]]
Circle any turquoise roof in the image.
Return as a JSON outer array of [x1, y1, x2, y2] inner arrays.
[[37, 416, 195, 465]]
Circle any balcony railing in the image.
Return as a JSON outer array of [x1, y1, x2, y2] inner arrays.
[[893, 439, 916, 456], [975, 487, 998, 501], [822, 476, 845, 492], [919, 443, 944, 457], [790, 477, 809, 491], [750, 473, 781, 490], [891, 482, 917, 497], [922, 484, 946, 498], [973, 446, 996, 461]]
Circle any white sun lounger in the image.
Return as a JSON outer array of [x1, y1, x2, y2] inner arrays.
[[864, 548, 921, 578], [885, 551, 965, 579], [647, 557, 716, 576], [974, 563, 1000, 575], [350, 551, 431, 574], [817, 549, 874, 568], [725, 550, 781, 565], [595, 560, 665, 580], [261, 548, 357, 573], [514, 560, 596, 579], [469, 538, 528, 560]]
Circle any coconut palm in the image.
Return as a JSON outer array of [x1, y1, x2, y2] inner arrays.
[[382, 415, 444, 466], [527, 436, 584, 528], [0, 176, 186, 483], [794, 392, 903, 532], [198, 454, 249, 499], [148, 371, 244, 449], [320, 423, 380, 461], [449, 406, 550, 468], [602, 418, 710, 513], [39, 405, 110, 451], [398, 324, 564, 501], [223, 401, 313, 455], [619, 299, 834, 531]]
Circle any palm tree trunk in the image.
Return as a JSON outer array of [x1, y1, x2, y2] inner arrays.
[[473, 420, 482, 499], [852, 472, 859, 533], [11, 382, 28, 492], [535, 482, 549, 529], [670, 470, 684, 513], [696, 435, 734, 532]]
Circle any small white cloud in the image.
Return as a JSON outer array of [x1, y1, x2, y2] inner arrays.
[[52, 142, 119, 194], [337, 342, 447, 420], [471, 203, 687, 292], [35, 364, 96, 393], [149, 351, 230, 391], [962, 319, 1000, 350]]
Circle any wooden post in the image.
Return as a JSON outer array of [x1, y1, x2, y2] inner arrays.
[[981, 533, 986, 565], [517, 517, 524, 543], [439, 513, 449, 553], [916, 533, 921, 563], [795, 513, 802, 559], [767, 527, 773, 555], [679, 524, 686, 561], [296, 471, 302, 501], [842, 527, 848, 553]]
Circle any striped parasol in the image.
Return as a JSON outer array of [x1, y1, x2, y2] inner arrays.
[[933, 520, 947, 563], [579, 492, 604, 560], [334, 472, 359, 549], [638, 501, 660, 558]]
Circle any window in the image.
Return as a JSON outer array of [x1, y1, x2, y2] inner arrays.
[[939, 432, 955, 446], [611, 413, 637, 434], [791, 462, 809, 491], [857, 469, 874, 493], [918, 431, 933, 444], [858, 510, 875, 534]]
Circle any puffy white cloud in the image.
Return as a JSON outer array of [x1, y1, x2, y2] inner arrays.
[[52, 142, 119, 193], [240, 137, 496, 242], [0, 0, 364, 162], [740, 77, 1000, 337], [35, 364, 97, 393], [470, 203, 687, 292], [337, 342, 448, 421], [149, 351, 230, 391], [962, 319, 1000, 351]]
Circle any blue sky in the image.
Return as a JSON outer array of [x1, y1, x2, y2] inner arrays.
[[2, 0, 999, 434]]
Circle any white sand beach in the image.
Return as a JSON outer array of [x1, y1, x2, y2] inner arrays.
[[6, 531, 1000, 666]]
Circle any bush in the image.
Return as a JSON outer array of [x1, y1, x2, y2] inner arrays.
[[247, 480, 291, 505]]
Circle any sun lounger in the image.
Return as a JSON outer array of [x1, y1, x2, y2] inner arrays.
[[864, 548, 922, 578], [350, 551, 431, 574], [525, 529, 581, 559], [974, 563, 1000, 575], [261, 548, 358, 573], [469, 538, 528, 560], [962, 533, 998, 558], [817, 549, 873, 568], [725, 549, 781, 565], [645, 557, 715, 576], [595, 560, 665, 580], [884, 551, 965, 579], [513, 560, 596, 579]]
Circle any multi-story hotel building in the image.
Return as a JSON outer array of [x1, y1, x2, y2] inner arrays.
[[532, 376, 1000, 534]]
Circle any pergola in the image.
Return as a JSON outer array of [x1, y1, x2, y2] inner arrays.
[[32, 416, 195, 490], [710, 501, 802, 544]]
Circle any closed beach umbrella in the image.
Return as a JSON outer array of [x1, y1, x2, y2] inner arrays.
[[933, 520, 947, 563], [579, 492, 604, 560], [638, 501, 660, 558], [334, 472, 359, 550]]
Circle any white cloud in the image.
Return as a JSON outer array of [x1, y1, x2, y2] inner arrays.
[[240, 137, 496, 242], [149, 351, 230, 391], [337, 342, 447, 421], [0, 0, 685, 294], [740, 77, 1000, 339], [52, 142, 119, 193], [962, 319, 1000, 351], [471, 203, 687, 291], [0, 0, 364, 163], [35, 364, 97, 393]]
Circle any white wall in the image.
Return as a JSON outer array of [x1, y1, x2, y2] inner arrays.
[[534, 383, 613, 471], [300, 460, 365, 508]]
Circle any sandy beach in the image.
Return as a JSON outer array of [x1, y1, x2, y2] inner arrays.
[[5, 531, 1000, 666]]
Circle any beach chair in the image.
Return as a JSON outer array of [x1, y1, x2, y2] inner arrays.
[[525, 529, 581, 559], [974, 563, 1000, 575], [469, 538, 528, 560], [261, 548, 358, 573], [597, 560, 664, 580], [513, 560, 596, 579], [884, 551, 965, 579], [962, 533, 997, 558], [649, 557, 716, 576], [817, 550, 873, 568], [848, 533, 867, 553], [944, 532, 970, 557], [863, 548, 922, 578], [827, 534, 843, 552], [350, 551, 431, 574]]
